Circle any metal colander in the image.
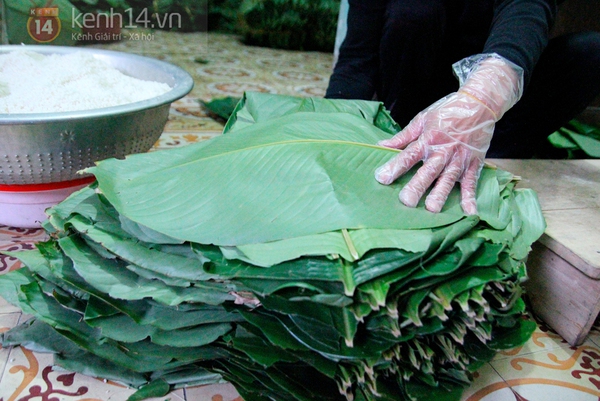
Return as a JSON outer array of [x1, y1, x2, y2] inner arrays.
[[0, 45, 194, 186]]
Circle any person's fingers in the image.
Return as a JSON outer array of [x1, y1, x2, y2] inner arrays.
[[399, 149, 449, 208], [377, 114, 424, 149], [375, 140, 425, 185], [460, 157, 484, 215], [425, 150, 465, 213]]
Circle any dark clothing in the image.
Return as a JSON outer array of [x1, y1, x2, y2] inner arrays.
[[492, 31, 600, 157], [326, 0, 600, 158]]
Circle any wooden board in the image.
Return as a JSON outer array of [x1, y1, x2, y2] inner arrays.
[[526, 241, 600, 346], [486, 159, 600, 345], [488, 159, 600, 276]]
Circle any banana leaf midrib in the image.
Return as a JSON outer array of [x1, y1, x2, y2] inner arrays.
[[90, 138, 399, 183]]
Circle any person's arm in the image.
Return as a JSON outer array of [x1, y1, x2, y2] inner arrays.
[[484, 0, 557, 85], [375, 0, 556, 215], [325, 0, 387, 100]]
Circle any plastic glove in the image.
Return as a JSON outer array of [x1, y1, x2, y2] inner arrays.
[[375, 53, 524, 215]]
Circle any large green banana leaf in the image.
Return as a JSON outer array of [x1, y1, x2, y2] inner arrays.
[[86, 100, 520, 252]]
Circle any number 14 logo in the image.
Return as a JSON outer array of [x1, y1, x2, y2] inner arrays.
[[27, 6, 61, 43]]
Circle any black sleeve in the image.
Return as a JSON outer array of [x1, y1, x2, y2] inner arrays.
[[484, 0, 557, 85], [325, 0, 387, 100]]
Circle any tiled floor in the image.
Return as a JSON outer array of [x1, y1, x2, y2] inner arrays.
[[2, 31, 600, 401]]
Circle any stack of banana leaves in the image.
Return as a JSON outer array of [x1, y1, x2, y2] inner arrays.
[[0, 93, 545, 401]]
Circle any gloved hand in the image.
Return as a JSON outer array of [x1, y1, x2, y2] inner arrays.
[[375, 53, 524, 215]]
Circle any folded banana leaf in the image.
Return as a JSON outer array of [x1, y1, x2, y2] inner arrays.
[[0, 92, 544, 401]]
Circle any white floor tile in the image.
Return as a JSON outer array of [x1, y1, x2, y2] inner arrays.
[[184, 382, 242, 401]]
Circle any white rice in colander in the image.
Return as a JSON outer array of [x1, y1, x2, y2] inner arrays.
[[0, 51, 171, 114]]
